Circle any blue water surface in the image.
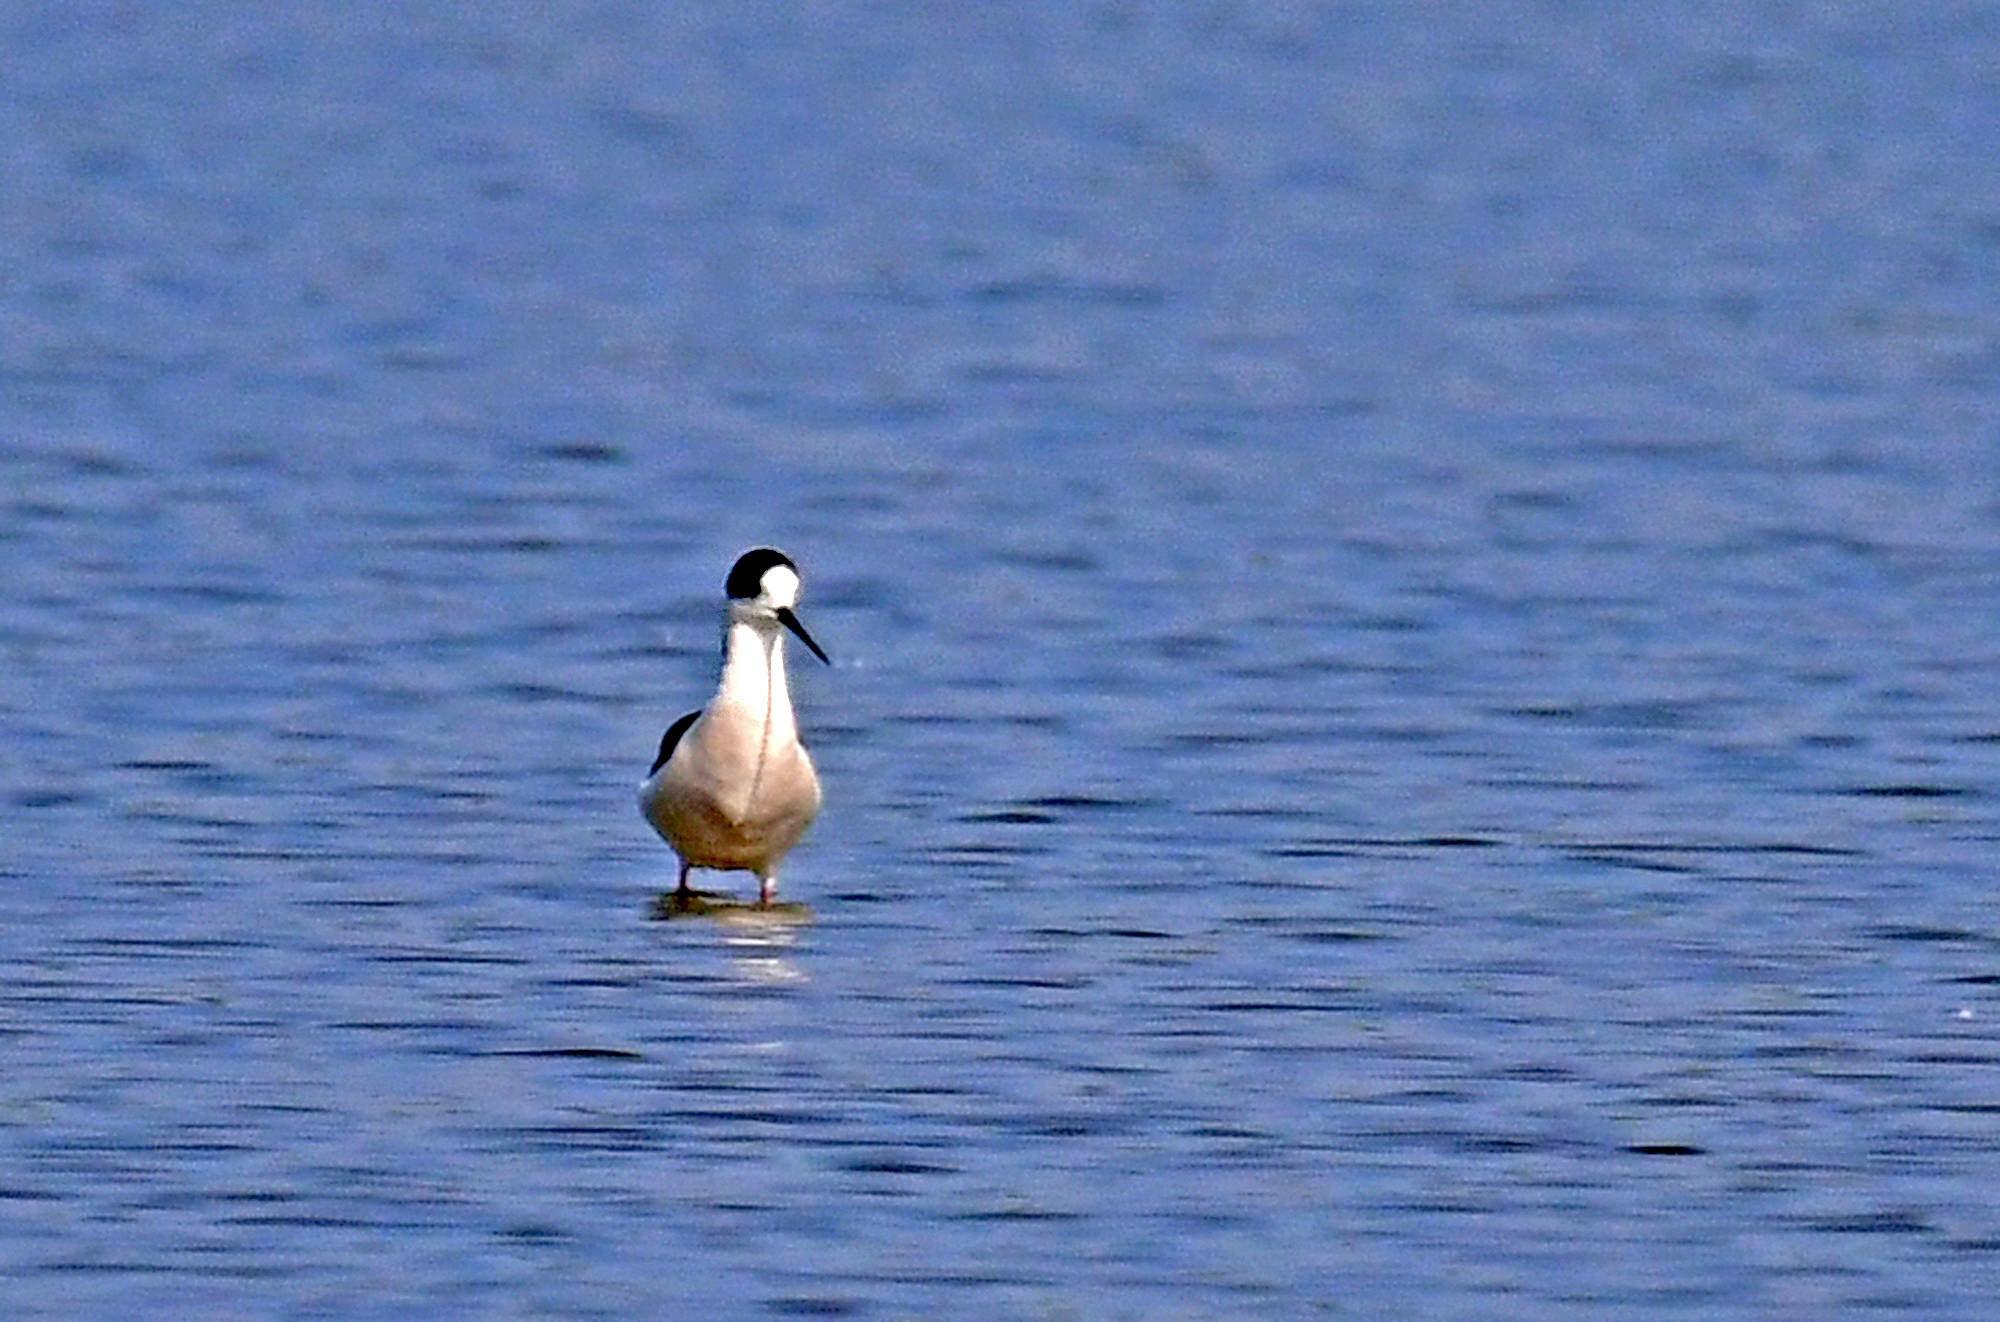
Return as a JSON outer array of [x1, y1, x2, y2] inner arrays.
[[6, 3, 2000, 1318]]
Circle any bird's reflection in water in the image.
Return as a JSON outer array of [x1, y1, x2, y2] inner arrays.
[[650, 888, 812, 984]]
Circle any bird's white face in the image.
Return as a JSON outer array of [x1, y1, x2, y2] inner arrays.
[[758, 564, 802, 612], [729, 565, 798, 625]]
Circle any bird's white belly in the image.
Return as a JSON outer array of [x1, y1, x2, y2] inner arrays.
[[643, 707, 820, 871]]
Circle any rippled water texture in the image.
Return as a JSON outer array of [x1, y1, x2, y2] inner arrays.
[[7, 3, 2000, 1318]]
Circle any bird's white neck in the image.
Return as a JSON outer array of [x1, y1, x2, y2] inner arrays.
[[715, 618, 798, 746]]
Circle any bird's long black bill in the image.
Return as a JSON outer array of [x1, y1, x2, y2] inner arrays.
[[776, 607, 830, 664]]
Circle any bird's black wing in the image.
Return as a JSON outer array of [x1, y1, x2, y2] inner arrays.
[[650, 711, 701, 775]]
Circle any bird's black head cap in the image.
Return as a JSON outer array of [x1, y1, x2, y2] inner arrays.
[[725, 547, 798, 599]]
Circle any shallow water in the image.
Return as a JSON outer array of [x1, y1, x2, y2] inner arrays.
[[7, 3, 2000, 1318]]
